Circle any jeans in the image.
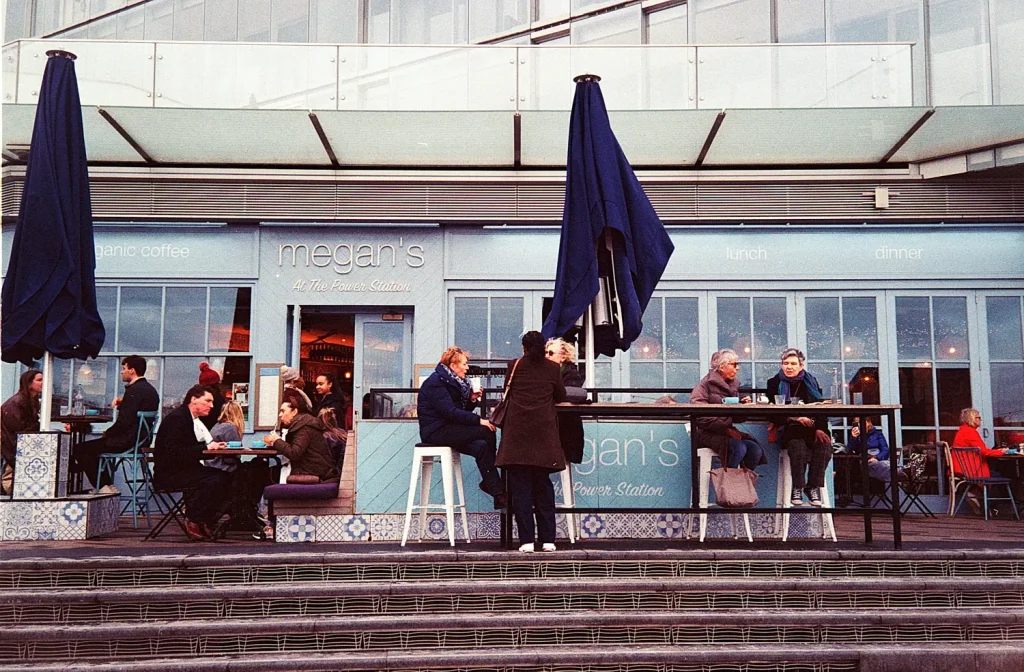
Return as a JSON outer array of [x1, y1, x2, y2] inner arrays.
[[727, 438, 764, 469], [425, 423, 504, 496], [506, 465, 556, 545]]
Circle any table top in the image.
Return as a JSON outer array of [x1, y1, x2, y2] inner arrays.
[[556, 402, 900, 418], [53, 414, 114, 424], [202, 448, 278, 456]]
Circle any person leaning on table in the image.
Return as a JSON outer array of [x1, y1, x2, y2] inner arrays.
[[766, 347, 832, 508], [690, 348, 766, 471], [263, 395, 339, 485], [545, 337, 587, 464]]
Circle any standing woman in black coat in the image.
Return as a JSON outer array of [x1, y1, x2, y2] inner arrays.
[[545, 338, 587, 464], [497, 331, 567, 552]]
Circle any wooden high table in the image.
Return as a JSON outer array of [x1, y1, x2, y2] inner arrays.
[[540, 402, 903, 549]]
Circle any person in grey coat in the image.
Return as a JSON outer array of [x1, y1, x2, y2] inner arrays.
[[690, 348, 765, 470], [496, 331, 567, 552]]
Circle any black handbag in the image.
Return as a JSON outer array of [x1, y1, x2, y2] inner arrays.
[[489, 359, 520, 428]]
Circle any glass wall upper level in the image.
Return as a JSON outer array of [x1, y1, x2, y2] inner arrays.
[[6, 0, 1023, 106]]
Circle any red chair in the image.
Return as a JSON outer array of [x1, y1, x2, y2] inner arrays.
[[947, 446, 1019, 521]]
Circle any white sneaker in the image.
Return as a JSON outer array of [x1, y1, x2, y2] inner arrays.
[[518, 543, 535, 553], [98, 485, 120, 495], [541, 543, 556, 552]]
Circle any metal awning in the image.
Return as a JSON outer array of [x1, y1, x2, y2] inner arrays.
[[3, 104, 1023, 171]]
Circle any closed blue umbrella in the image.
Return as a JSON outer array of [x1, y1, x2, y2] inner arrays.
[[542, 75, 674, 358], [2, 50, 104, 368]]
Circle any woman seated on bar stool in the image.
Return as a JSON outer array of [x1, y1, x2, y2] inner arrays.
[[417, 346, 506, 509], [496, 331, 567, 552], [767, 347, 832, 507], [690, 348, 766, 471]]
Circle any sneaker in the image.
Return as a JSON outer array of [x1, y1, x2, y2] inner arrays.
[[252, 525, 275, 541], [518, 543, 536, 553], [808, 487, 823, 507], [183, 520, 207, 541], [540, 543, 556, 552], [790, 488, 803, 506], [98, 485, 120, 495]]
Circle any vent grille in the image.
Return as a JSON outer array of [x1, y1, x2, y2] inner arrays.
[[3, 175, 1021, 222]]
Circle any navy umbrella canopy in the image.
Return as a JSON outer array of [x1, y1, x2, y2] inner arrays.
[[542, 76, 674, 357], [2, 51, 104, 367]]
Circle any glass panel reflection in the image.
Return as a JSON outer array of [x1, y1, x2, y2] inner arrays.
[[752, 297, 786, 361], [805, 297, 841, 360], [778, 0, 825, 42], [631, 297, 662, 360], [993, 0, 1024, 104], [717, 297, 751, 360], [469, 0, 529, 43], [95, 286, 118, 352], [898, 364, 935, 426], [929, 0, 992, 105], [205, 0, 238, 40], [161, 356, 206, 417], [895, 296, 931, 360], [935, 365, 972, 427], [209, 287, 252, 352], [694, 0, 770, 43], [310, 0, 358, 43], [362, 322, 404, 388], [846, 363, 879, 405], [806, 360, 841, 401], [164, 287, 207, 352], [664, 297, 699, 359], [74, 357, 121, 414], [454, 298, 488, 359], [989, 363, 1024, 427], [986, 296, 1023, 360], [118, 287, 162, 353], [843, 297, 878, 359], [571, 5, 641, 44], [490, 297, 524, 360], [647, 3, 686, 44], [932, 296, 969, 360], [666, 362, 700, 402]]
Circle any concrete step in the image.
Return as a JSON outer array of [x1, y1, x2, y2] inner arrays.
[[3, 642, 1024, 672]]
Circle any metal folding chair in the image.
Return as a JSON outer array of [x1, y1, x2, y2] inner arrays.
[[97, 411, 158, 528], [947, 445, 1020, 521]]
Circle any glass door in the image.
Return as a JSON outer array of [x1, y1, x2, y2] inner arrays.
[[708, 293, 797, 391], [354, 313, 413, 419], [977, 292, 1024, 448]]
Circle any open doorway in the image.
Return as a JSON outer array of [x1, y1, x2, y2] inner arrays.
[[299, 311, 355, 428]]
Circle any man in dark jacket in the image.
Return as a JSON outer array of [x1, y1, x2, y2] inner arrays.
[[73, 355, 159, 490], [417, 346, 505, 507], [314, 373, 348, 425], [153, 385, 231, 539]]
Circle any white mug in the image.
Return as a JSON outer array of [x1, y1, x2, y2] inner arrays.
[[470, 377, 482, 393]]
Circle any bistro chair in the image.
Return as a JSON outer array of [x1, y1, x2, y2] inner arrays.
[[96, 411, 158, 528], [401, 443, 470, 547], [898, 443, 939, 517], [946, 445, 1020, 521]]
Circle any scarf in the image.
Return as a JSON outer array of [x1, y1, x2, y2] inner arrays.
[[436, 363, 472, 408], [777, 369, 823, 402]]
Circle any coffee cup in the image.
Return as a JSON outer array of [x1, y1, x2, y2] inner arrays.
[[470, 377, 482, 393], [251, 441, 266, 449], [723, 396, 740, 405], [227, 441, 243, 448]]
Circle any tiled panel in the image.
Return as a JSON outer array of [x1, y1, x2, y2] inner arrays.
[[86, 495, 119, 538], [369, 514, 404, 541], [0, 496, 117, 541], [12, 433, 69, 500], [317, 514, 371, 541], [277, 514, 317, 543]]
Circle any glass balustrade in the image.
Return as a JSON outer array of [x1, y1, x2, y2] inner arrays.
[[6, 40, 915, 110]]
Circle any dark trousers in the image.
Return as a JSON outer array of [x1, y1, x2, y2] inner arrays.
[[426, 424, 504, 496], [73, 437, 125, 489], [785, 438, 833, 489], [507, 465, 556, 546], [159, 467, 233, 526]]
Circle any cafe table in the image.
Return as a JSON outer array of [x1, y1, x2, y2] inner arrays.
[[547, 402, 903, 549], [988, 450, 1024, 509], [52, 413, 114, 492]]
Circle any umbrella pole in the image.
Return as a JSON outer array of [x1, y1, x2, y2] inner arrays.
[[40, 352, 54, 430], [585, 304, 596, 388]]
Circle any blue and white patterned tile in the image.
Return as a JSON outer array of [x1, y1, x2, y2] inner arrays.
[[369, 514, 404, 541], [603, 513, 635, 538], [631, 513, 659, 537], [1, 501, 34, 541], [13, 434, 64, 500], [86, 496, 120, 538], [32, 500, 58, 528], [578, 513, 607, 539], [275, 515, 298, 541], [341, 514, 370, 541], [656, 513, 691, 539], [59, 500, 89, 528], [470, 513, 500, 540], [276, 514, 317, 543]]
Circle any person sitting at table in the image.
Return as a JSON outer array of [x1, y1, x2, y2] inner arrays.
[[417, 345, 506, 508], [691, 348, 766, 471], [767, 347, 832, 507], [952, 407, 1009, 514], [207, 401, 245, 473], [497, 331, 567, 552], [846, 416, 891, 486], [263, 395, 338, 484], [197, 362, 225, 431], [152, 385, 232, 540], [73, 355, 159, 492], [314, 373, 348, 430], [1, 368, 43, 490]]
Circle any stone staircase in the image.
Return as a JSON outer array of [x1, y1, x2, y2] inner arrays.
[[1, 548, 1023, 671]]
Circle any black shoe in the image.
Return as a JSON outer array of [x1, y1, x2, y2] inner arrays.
[[493, 493, 508, 510]]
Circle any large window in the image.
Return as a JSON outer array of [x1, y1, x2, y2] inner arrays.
[[715, 296, 789, 390], [803, 296, 880, 406], [52, 284, 254, 425], [985, 295, 1024, 447], [695, 0, 771, 44], [453, 295, 524, 361], [629, 296, 701, 402], [928, 0, 992, 105], [991, 0, 1024, 104], [895, 295, 972, 446]]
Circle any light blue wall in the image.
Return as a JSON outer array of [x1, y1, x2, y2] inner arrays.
[[356, 418, 829, 514]]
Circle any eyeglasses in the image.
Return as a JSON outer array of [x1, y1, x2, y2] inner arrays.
[[545, 350, 557, 356]]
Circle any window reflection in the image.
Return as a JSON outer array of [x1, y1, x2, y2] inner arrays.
[[209, 287, 251, 352], [362, 323, 404, 387], [95, 286, 118, 352], [895, 296, 931, 360], [932, 296, 969, 360], [470, 0, 529, 43], [310, 0, 358, 43], [935, 365, 971, 427], [239, 0, 271, 41], [118, 287, 162, 353], [992, 0, 1024, 104], [164, 287, 207, 352], [843, 297, 878, 359], [205, 0, 238, 40], [272, 0, 308, 41], [116, 6, 146, 39], [777, 0, 825, 42], [752, 297, 786, 361], [717, 297, 752, 360], [160, 356, 207, 417], [646, 3, 687, 44], [898, 364, 936, 426], [664, 297, 699, 359], [695, 0, 770, 44], [571, 4, 641, 44], [986, 296, 1023, 360], [173, 0, 205, 41], [391, 0, 467, 44], [928, 0, 991, 105], [454, 297, 488, 359], [490, 297, 524, 360], [806, 298, 841, 360], [144, 0, 174, 39]]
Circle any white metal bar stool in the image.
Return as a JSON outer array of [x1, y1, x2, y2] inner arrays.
[[555, 466, 577, 544], [774, 448, 838, 542], [685, 447, 754, 542], [401, 443, 471, 547]]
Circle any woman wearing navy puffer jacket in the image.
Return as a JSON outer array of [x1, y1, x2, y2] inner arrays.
[[417, 346, 506, 508]]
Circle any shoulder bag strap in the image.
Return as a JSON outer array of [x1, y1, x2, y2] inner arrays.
[[503, 359, 520, 396]]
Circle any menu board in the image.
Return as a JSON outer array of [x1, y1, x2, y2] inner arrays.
[[254, 364, 284, 430]]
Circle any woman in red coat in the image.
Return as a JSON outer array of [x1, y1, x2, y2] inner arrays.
[[951, 408, 1007, 479]]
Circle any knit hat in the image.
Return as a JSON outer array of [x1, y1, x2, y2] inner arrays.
[[198, 361, 221, 386], [280, 365, 300, 383]]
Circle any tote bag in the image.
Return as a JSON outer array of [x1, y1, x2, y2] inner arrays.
[[489, 358, 520, 428]]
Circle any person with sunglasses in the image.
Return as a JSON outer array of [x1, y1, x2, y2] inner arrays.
[[545, 338, 588, 464]]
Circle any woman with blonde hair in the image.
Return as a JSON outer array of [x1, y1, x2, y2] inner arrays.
[[417, 345, 506, 507], [545, 338, 587, 463]]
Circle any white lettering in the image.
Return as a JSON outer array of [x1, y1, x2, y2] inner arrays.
[[874, 246, 923, 260], [725, 246, 767, 261]]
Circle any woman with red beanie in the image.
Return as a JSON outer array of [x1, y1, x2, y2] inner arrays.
[[198, 362, 224, 430]]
